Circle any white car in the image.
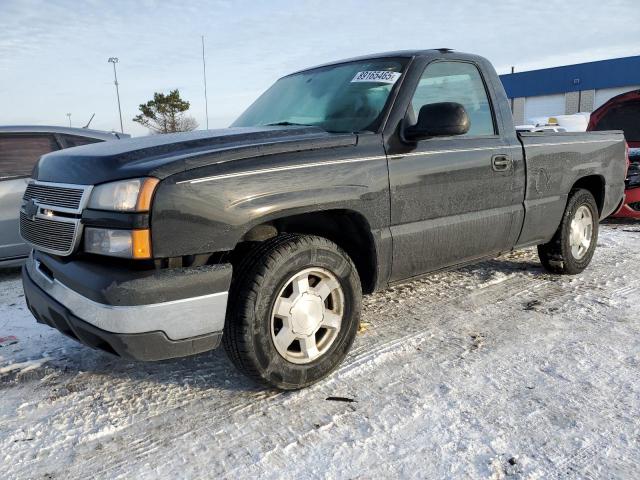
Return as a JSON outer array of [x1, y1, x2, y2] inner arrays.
[[0, 126, 129, 267]]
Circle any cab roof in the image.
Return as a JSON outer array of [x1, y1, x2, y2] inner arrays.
[[287, 48, 479, 76]]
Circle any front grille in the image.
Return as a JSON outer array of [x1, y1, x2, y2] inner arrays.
[[20, 181, 91, 256], [23, 183, 85, 210], [20, 212, 76, 254]]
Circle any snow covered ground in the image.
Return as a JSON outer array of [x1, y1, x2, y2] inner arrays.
[[1, 221, 639, 479]]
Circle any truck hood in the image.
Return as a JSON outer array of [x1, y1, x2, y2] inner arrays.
[[33, 126, 356, 185]]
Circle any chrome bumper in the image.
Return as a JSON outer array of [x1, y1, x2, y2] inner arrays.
[[25, 254, 229, 341]]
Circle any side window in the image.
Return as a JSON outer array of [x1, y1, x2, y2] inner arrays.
[[0, 134, 59, 180], [62, 134, 103, 148], [410, 61, 495, 136]]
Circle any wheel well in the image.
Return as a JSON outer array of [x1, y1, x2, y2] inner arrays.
[[239, 210, 378, 294], [571, 175, 605, 214]]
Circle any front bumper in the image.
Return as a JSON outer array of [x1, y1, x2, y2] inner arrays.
[[22, 252, 232, 361]]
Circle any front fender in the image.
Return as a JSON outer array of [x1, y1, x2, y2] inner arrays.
[[150, 151, 390, 258]]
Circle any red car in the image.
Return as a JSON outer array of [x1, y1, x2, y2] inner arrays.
[[588, 89, 640, 218]]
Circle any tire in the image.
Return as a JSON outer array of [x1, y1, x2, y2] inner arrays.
[[537, 188, 599, 275], [223, 234, 362, 390]]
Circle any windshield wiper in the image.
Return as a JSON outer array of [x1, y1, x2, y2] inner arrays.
[[264, 121, 314, 127], [263, 121, 352, 134]]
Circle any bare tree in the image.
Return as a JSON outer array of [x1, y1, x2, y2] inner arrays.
[[179, 116, 199, 132]]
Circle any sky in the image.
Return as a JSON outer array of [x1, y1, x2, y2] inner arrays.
[[1, 0, 639, 137]]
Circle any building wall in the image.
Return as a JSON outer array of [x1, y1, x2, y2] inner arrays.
[[524, 94, 565, 122], [579, 89, 595, 112], [501, 55, 640, 125], [501, 55, 640, 99], [594, 85, 640, 109], [512, 97, 525, 125], [565, 91, 580, 115], [510, 85, 639, 125]]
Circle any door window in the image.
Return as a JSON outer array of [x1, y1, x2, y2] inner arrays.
[[410, 61, 495, 136], [62, 134, 103, 148], [0, 134, 59, 180]]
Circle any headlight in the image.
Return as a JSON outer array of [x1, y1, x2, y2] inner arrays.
[[87, 177, 159, 212], [84, 227, 152, 259]]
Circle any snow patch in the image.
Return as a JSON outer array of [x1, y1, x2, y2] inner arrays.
[[0, 357, 50, 375], [0, 223, 638, 479], [477, 272, 513, 289]]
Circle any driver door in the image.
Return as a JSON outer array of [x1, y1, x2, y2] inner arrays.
[[387, 60, 521, 281]]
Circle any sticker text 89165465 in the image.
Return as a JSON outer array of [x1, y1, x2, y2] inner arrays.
[[351, 71, 402, 84]]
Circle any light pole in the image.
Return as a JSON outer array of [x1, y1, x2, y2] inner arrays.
[[202, 36, 209, 129], [108, 57, 124, 133], [66, 113, 72, 127]]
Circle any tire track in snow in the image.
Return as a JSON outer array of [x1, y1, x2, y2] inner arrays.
[[3, 224, 640, 479], [63, 245, 625, 478], [36, 261, 545, 479]]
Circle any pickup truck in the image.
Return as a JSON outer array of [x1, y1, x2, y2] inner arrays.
[[20, 49, 627, 390]]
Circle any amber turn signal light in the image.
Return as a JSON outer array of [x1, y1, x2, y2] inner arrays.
[[136, 178, 160, 212], [132, 229, 152, 259]]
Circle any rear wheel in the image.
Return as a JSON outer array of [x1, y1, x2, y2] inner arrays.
[[537, 188, 599, 274], [223, 234, 362, 390]]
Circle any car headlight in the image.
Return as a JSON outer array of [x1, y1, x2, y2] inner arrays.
[[87, 177, 159, 212], [84, 227, 152, 259]]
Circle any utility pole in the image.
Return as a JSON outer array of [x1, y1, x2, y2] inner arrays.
[[66, 113, 72, 127], [108, 57, 124, 133], [201, 36, 209, 129], [510, 66, 515, 113]]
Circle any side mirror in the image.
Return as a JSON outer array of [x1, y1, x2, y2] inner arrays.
[[404, 102, 470, 141]]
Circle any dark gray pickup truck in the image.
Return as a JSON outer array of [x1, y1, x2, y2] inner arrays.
[[21, 49, 626, 389]]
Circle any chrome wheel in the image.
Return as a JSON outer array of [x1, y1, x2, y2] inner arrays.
[[270, 267, 344, 364], [569, 205, 594, 260]]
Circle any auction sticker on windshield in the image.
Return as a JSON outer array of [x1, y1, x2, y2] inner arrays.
[[351, 71, 402, 84]]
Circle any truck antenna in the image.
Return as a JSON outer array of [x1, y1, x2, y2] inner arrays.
[[83, 113, 95, 129]]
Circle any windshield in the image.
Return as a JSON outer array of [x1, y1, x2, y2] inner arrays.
[[231, 58, 408, 133]]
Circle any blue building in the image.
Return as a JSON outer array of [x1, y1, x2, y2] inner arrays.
[[499, 56, 640, 125]]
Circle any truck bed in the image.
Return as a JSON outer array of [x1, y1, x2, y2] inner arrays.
[[515, 130, 627, 248]]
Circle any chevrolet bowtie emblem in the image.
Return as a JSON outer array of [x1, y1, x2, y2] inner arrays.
[[23, 199, 39, 220]]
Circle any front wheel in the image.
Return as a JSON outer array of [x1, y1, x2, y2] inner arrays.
[[223, 234, 362, 390], [537, 188, 599, 275]]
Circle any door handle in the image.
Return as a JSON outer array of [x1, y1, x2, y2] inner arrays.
[[492, 154, 512, 172]]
